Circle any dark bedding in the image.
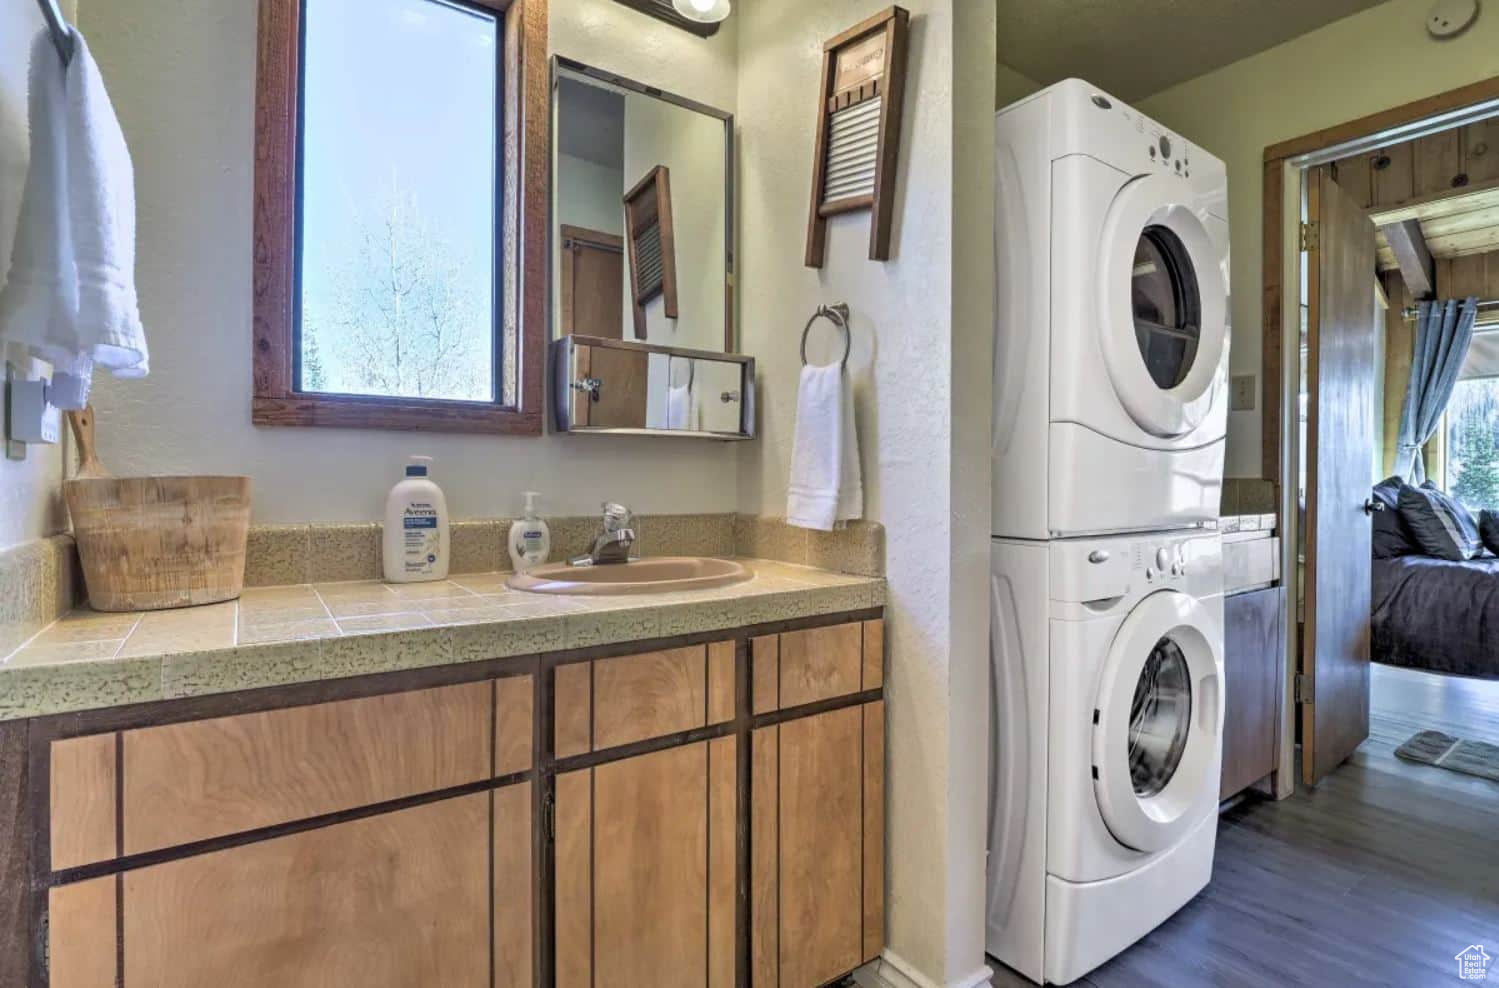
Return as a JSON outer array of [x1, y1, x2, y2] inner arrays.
[[1373, 555, 1499, 678]]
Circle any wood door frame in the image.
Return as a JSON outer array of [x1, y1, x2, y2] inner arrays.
[[1262, 75, 1499, 797]]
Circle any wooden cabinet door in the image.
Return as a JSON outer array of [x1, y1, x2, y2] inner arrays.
[[121, 794, 491, 987], [554, 738, 736, 988], [1220, 587, 1284, 799], [752, 701, 884, 988]]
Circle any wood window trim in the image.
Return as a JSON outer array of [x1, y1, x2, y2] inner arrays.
[[1260, 74, 1499, 481], [251, 0, 549, 435]]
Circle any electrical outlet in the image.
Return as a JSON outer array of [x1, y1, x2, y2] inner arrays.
[[3, 362, 26, 462], [1230, 374, 1256, 412]]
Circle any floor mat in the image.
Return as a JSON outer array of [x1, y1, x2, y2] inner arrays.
[[1394, 730, 1499, 782]]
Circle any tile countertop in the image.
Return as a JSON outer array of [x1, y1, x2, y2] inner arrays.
[[0, 559, 885, 723]]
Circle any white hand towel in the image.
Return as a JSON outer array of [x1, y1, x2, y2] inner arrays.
[[666, 383, 698, 431], [787, 363, 863, 531], [0, 28, 148, 401]]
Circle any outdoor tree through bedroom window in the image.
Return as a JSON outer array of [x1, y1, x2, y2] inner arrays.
[[1446, 376, 1499, 511], [297, 0, 500, 403]]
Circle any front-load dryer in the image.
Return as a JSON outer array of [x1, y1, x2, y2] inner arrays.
[[993, 79, 1231, 539], [987, 531, 1224, 985]]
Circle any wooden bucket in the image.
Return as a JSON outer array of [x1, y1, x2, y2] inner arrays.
[[64, 476, 253, 612]]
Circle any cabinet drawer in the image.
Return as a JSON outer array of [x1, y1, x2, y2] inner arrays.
[[555, 643, 734, 757], [753, 620, 882, 714], [120, 679, 498, 855]]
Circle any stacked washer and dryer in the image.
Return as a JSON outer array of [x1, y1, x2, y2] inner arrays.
[[987, 80, 1232, 985]]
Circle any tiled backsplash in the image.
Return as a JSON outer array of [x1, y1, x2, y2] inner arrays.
[[245, 514, 882, 586], [1220, 478, 1277, 516], [0, 536, 82, 658]]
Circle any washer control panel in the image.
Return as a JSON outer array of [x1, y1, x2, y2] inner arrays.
[[1049, 529, 1222, 607]]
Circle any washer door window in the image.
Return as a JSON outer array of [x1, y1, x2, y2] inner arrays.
[[1099, 174, 1228, 439], [1092, 590, 1222, 854]]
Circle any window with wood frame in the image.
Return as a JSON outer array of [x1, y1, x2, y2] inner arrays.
[[253, 0, 548, 434]]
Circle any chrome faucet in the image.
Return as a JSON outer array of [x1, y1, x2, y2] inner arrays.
[[570, 502, 637, 566]]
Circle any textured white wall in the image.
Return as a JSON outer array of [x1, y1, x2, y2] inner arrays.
[[0, 0, 72, 549], [736, 2, 994, 983], [78, 0, 741, 524], [1139, 0, 1499, 477], [556, 153, 624, 236]]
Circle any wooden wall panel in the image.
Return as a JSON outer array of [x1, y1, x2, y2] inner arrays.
[[707, 640, 736, 725], [1332, 153, 1373, 210], [495, 674, 534, 776], [1380, 271, 1414, 478], [708, 735, 737, 988], [752, 634, 779, 714], [554, 662, 592, 759], [50, 733, 116, 870], [1464, 118, 1499, 185], [123, 794, 489, 987], [48, 877, 116, 988], [494, 781, 534, 988], [592, 744, 707, 988], [1414, 129, 1463, 198], [778, 707, 862, 988], [862, 701, 886, 963], [592, 646, 706, 750], [779, 623, 863, 709], [553, 769, 592, 988], [861, 619, 885, 691], [750, 727, 779, 987], [121, 681, 491, 855], [1371, 142, 1414, 209]]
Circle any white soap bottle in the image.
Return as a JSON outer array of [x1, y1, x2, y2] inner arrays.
[[383, 455, 450, 583], [509, 491, 551, 572]]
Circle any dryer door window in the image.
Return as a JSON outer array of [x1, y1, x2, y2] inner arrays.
[[1131, 227, 1201, 390], [1092, 590, 1222, 854], [1099, 174, 1228, 439]]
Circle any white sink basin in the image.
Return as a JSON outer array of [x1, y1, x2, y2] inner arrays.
[[507, 556, 752, 595]]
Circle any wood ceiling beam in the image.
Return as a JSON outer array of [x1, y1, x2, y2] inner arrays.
[[1381, 218, 1435, 299]]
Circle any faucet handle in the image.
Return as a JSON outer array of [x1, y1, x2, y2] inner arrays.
[[601, 502, 633, 533]]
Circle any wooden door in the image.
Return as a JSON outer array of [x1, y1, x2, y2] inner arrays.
[[752, 702, 884, 988], [121, 794, 491, 987], [1302, 165, 1378, 786], [560, 225, 624, 339], [554, 739, 736, 988]]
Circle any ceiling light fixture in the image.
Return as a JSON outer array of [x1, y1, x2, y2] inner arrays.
[[671, 0, 731, 24]]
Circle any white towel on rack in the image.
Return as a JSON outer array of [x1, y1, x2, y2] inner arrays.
[[786, 363, 862, 531], [666, 383, 698, 431], [0, 28, 147, 404]]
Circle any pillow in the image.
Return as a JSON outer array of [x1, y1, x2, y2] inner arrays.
[[1481, 510, 1499, 557], [1370, 476, 1418, 559], [1398, 483, 1482, 561]]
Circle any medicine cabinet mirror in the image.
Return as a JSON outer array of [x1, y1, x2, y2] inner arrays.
[[551, 57, 734, 352]]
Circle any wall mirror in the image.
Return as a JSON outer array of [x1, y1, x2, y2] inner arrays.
[[551, 336, 754, 438], [551, 57, 734, 353]]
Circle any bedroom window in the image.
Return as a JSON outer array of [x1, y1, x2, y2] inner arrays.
[[252, 0, 549, 434], [1445, 375, 1499, 511]]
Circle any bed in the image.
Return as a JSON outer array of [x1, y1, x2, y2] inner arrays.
[[1373, 554, 1499, 679]]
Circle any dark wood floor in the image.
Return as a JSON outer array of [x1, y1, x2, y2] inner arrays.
[[990, 663, 1499, 987]]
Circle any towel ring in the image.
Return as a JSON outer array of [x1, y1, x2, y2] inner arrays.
[[801, 303, 852, 368]]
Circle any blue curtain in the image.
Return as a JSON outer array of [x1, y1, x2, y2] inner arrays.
[[1397, 296, 1479, 482]]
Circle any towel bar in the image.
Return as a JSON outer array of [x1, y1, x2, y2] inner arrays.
[[801, 303, 852, 368]]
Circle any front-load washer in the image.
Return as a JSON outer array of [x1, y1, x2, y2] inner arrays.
[[993, 79, 1231, 539], [987, 530, 1224, 985]]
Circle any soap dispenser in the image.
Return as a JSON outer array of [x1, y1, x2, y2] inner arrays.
[[382, 455, 450, 583], [509, 492, 551, 572]]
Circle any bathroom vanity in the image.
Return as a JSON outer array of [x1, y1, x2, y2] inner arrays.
[[0, 563, 885, 988]]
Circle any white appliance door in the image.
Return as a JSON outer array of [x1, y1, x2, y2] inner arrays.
[[1091, 590, 1222, 853], [1098, 174, 1229, 439]]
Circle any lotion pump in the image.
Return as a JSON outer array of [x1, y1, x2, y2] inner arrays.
[[509, 491, 551, 572]]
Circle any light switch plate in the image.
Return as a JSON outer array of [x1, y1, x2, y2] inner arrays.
[[1230, 374, 1256, 412], [3, 362, 26, 461]]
